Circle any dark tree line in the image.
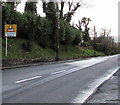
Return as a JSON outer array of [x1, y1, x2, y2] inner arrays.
[[2, 0, 119, 55], [89, 29, 119, 55], [2, 1, 82, 50]]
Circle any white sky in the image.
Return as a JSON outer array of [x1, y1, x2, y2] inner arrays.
[[17, 0, 119, 42]]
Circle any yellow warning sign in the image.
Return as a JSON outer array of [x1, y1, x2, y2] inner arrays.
[[5, 24, 17, 37]]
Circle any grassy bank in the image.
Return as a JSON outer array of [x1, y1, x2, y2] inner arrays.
[[2, 38, 105, 60]]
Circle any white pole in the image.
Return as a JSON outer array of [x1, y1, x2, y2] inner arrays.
[[6, 37, 7, 56]]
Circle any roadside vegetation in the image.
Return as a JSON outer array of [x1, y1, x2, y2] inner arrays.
[[2, 1, 120, 66], [2, 38, 104, 60]]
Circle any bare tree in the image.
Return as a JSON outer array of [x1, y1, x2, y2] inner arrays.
[[76, 17, 91, 42], [62, 0, 89, 23], [42, 0, 89, 23], [7, 0, 22, 10], [59, 1, 65, 19], [100, 28, 111, 38], [76, 20, 82, 31]]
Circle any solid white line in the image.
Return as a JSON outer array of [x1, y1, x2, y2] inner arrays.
[[51, 70, 66, 75], [72, 67, 119, 103], [15, 76, 42, 84]]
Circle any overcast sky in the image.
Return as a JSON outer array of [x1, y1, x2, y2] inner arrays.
[[17, 0, 119, 42]]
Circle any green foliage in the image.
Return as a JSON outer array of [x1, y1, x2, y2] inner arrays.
[[2, 2, 107, 62], [2, 3, 23, 37], [59, 20, 66, 43], [2, 3, 83, 49], [65, 24, 74, 45], [33, 17, 52, 47], [59, 46, 105, 59], [19, 12, 52, 47], [61, 23, 74, 45], [2, 4, 52, 48], [18, 11, 37, 39], [95, 43, 104, 52], [2, 38, 105, 60], [72, 29, 82, 45], [83, 29, 90, 42], [89, 35, 119, 55], [45, 2, 56, 20], [6, 1, 15, 10], [2, 38, 55, 59], [21, 41, 32, 52], [2, 3, 21, 24], [25, 2, 37, 14], [60, 22, 82, 46]]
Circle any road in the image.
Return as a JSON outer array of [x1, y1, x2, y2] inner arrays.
[[86, 69, 119, 103], [2, 55, 119, 103]]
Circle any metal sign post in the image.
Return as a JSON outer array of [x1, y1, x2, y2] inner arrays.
[[6, 36, 7, 56], [5, 24, 17, 56]]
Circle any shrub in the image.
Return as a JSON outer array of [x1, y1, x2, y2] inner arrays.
[[61, 23, 75, 45], [72, 29, 82, 46], [2, 3, 52, 48], [2, 3, 22, 37], [21, 41, 32, 52], [59, 20, 66, 44], [2, 3, 82, 49]]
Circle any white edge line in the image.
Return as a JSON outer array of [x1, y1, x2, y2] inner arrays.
[[72, 67, 119, 103], [15, 76, 42, 84], [51, 70, 66, 75]]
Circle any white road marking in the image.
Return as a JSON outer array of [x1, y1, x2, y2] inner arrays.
[[51, 70, 66, 75], [72, 67, 119, 103], [15, 76, 42, 84]]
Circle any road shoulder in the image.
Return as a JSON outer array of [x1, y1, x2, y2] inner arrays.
[[85, 70, 119, 104]]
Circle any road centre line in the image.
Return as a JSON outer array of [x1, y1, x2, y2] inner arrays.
[[51, 58, 105, 75], [15, 58, 106, 84], [15, 76, 42, 84], [51, 70, 66, 75]]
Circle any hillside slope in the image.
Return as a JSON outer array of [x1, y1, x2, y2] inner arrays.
[[2, 38, 105, 66]]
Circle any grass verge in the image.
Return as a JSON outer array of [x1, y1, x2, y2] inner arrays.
[[2, 38, 105, 66]]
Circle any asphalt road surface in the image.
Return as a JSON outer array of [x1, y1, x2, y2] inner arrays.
[[2, 55, 119, 103]]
